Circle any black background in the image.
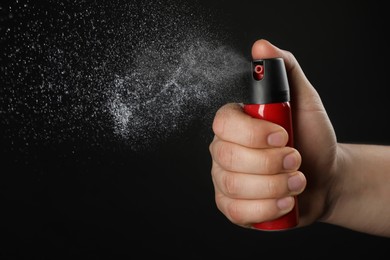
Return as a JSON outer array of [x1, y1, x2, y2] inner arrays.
[[1, 0, 390, 258]]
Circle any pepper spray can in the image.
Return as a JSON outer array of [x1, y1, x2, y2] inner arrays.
[[243, 57, 298, 230]]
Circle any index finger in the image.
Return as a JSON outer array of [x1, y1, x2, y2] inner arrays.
[[212, 103, 288, 148]]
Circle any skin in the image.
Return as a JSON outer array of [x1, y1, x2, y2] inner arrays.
[[209, 39, 390, 237]]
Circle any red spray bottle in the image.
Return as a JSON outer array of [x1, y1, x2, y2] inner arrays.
[[243, 58, 298, 230]]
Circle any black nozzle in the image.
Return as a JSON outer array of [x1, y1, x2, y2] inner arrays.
[[244, 57, 290, 104]]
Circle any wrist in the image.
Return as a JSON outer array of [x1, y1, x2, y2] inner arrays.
[[318, 143, 348, 224]]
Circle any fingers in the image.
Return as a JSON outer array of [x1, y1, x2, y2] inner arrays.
[[212, 103, 288, 149], [209, 92, 307, 226], [210, 105, 306, 227], [210, 137, 301, 174], [214, 193, 296, 227], [211, 160, 306, 226], [211, 162, 305, 199]]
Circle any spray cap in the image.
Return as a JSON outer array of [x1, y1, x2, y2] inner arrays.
[[245, 57, 290, 104]]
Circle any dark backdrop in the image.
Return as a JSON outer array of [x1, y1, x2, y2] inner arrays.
[[1, 0, 389, 258]]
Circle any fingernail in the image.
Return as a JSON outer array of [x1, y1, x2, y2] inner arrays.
[[276, 196, 294, 210], [267, 131, 286, 147], [288, 172, 305, 192], [283, 152, 298, 170]]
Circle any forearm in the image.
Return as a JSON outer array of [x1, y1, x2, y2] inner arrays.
[[323, 143, 390, 237]]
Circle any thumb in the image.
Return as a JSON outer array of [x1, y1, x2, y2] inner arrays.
[[251, 39, 323, 112]]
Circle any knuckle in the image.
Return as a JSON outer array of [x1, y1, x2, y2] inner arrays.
[[210, 162, 218, 179], [215, 141, 234, 170], [209, 139, 216, 157], [212, 107, 228, 137], [246, 126, 257, 147], [226, 200, 244, 223], [261, 154, 272, 174], [222, 172, 240, 197], [258, 150, 279, 175], [266, 178, 280, 197]]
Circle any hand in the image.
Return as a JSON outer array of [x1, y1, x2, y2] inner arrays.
[[209, 39, 338, 228]]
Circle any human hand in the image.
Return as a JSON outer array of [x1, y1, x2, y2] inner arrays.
[[209, 39, 337, 229]]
